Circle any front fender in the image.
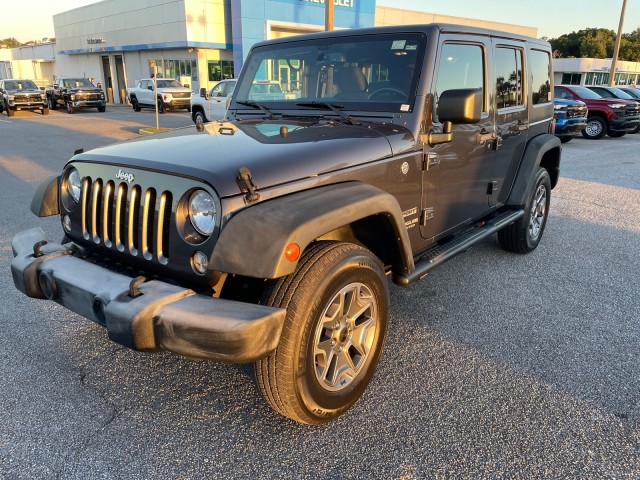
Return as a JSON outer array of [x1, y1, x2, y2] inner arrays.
[[30, 174, 60, 217], [210, 182, 414, 279]]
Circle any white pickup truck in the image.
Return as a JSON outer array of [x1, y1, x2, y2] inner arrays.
[[190, 79, 237, 126], [127, 78, 192, 113], [190, 79, 291, 125]]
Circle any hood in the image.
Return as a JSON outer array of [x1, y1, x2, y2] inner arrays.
[[554, 98, 585, 107], [67, 87, 103, 92], [161, 87, 191, 93], [7, 88, 42, 94], [575, 97, 637, 107], [73, 118, 414, 197]]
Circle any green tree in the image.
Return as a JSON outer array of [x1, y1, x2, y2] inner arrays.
[[0, 37, 21, 48]]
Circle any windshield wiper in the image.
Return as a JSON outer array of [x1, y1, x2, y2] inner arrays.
[[236, 100, 277, 119], [296, 102, 360, 125]]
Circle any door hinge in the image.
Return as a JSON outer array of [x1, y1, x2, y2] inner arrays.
[[422, 152, 439, 171], [419, 207, 435, 225]]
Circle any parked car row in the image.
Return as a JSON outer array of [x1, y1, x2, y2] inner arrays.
[[554, 84, 640, 142]]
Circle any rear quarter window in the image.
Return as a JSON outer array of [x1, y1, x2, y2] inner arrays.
[[530, 49, 551, 105]]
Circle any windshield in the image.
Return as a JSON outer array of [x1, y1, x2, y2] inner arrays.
[[609, 87, 634, 99], [568, 86, 604, 99], [233, 33, 426, 113], [4, 80, 39, 91], [62, 78, 94, 88], [157, 79, 183, 88]]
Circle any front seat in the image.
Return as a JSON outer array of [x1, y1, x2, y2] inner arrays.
[[333, 67, 368, 101]]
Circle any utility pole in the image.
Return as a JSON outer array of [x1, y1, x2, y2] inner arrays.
[[609, 0, 627, 86], [325, 0, 334, 31]]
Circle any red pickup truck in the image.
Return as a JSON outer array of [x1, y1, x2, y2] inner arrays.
[[555, 85, 640, 139]]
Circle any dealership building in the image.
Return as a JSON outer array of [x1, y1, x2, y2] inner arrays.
[[1, 0, 537, 104]]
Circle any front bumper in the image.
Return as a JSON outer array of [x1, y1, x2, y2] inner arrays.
[[608, 115, 640, 132], [166, 99, 191, 109], [555, 118, 587, 137], [71, 100, 106, 108], [11, 228, 285, 363], [9, 101, 47, 110]]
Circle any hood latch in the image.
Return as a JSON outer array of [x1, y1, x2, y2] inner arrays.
[[236, 167, 260, 204]]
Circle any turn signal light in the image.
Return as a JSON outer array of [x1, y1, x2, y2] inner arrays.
[[284, 243, 300, 262]]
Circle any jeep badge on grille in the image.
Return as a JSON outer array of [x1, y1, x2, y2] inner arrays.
[[115, 169, 135, 183]]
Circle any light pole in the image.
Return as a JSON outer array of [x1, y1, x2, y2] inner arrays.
[[325, 0, 334, 31], [608, 0, 628, 86]]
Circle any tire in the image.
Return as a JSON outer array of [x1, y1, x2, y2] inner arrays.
[[131, 98, 141, 112], [498, 167, 551, 254], [581, 117, 606, 139], [193, 110, 206, 126], [48, 96, 57, 110], [559, 136, 573, 143], [157, 98, 165, 114], [255, 241, 389, 424], [0, 102, 3, 113], [98, 105, 106, 112], [66, 100, 76, 114], [42, 107, 49, 115], [6, 103, 14, 117], [607, 130, 626, 138]]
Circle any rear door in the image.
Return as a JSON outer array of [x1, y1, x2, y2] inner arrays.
[[489, 39, 528, 206], [420, 35, 495, 240]]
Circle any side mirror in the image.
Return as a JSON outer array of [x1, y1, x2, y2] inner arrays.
[[199, 87, 207, 97], [148, 86, 154, 91], [438, 88, 482, 124], [426, 88, 483, 146]]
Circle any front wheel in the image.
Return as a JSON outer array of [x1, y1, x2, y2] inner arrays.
[[6, 103, 14, 117], [97, 105, 106, 112], [255, 241, 389, 424], [193, 110, 206, 127], [607, 130, 626, 138], [42, 107, 49, 115], [157, 98, 165, 114], [48, 96, 57, 110], [498, 167, 551, 254], [65, 100, 75, 114], [581, 117, 606, 139], [131, 98, 141, 112]]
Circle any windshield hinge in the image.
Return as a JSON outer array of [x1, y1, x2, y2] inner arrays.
[[422, 152, 438, 171], [236, 167, 260, 204]]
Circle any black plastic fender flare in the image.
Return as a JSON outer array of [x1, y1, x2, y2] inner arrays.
[[31, 174, 60, 217], [209, 182, 415, 279], [507, 133, 561, 207]]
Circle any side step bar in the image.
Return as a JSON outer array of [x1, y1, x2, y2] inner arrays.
[[394, 209, 525, 286]]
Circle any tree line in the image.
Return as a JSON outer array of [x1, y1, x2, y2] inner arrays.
[[548, 28, 640, 61], [0, 37, 55, 49]]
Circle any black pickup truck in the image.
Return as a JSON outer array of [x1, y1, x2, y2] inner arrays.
[[47, 77, 106, 113]]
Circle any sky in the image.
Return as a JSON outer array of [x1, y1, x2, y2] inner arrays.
[[1, 0, 639, 43]]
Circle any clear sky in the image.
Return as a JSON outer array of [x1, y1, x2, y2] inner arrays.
[[2, 0, 639, 43]]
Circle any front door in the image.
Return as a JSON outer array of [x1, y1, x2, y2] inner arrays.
[[420, 36, 495, 240], [490, 39, 529, 206]]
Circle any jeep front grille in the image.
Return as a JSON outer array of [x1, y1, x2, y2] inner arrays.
[[80, 178, 172, 264]]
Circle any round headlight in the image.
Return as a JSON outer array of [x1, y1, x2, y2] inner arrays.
[[188, 190, 216, 236], [66, 167, 82, 203]]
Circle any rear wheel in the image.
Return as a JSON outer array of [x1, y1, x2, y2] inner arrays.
[[255, 241, 389, 424], [498, 167, 551, 254], [581, 117, 606, 139]]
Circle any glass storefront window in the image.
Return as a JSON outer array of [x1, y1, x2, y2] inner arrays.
[[208, 60, 235, 81]]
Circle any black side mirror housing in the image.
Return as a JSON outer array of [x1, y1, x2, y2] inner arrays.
[[200, 87, 207, 97], [438, 88, 483, 124]]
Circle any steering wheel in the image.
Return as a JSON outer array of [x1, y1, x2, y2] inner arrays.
[[368, 87, 406, 101]]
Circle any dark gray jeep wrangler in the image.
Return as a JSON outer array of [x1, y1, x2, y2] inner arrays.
[[11, 24, 561, 424]]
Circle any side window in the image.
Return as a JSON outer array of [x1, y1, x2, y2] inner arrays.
[[435, 43, 485, 116], [530, 49, 551, 105], [211, 83, 225, 96], [495, 47, 524, 109]]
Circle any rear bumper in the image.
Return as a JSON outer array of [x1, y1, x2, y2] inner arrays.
[[11, 228, 285, 363]]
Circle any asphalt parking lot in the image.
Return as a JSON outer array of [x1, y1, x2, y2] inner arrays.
[[0, 107, 638, 478]]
